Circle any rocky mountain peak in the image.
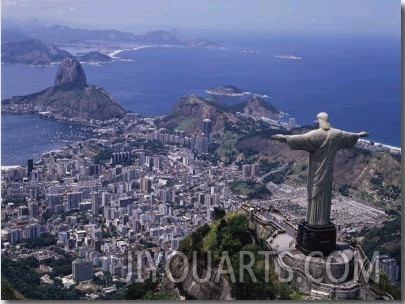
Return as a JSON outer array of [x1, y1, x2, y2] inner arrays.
[[54, 56, 87, 87], [243, 95, 279, 117], [3, 55, 126, 121]]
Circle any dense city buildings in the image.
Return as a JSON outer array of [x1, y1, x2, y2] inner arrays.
[[1, 114, 400, 299]]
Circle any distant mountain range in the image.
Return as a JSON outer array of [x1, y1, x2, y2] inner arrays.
[[1, 39, 114, 65], [1, 20, 221, 48], [1, 21, 221, 65]]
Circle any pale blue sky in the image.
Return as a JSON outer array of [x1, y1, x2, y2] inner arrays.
[[1, 0, 401, 34]]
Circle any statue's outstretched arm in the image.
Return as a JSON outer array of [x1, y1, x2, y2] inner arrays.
[[271, 134, 287, 141], [358, 131, 369, 138]]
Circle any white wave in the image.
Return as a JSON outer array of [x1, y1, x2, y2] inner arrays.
[[253, 93, 271, 99], [132, 45, 154, 51], [80, 61, 103, 66], [275, 54, 302, 60], [361, 139, 401, 152], [108, 49, 125, 58]]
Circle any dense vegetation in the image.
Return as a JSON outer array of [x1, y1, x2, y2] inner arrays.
[[372, 270, 401, 300], [178, 212, 301, 300], [124, 278, 175, 300], [357, 214, 401, 269], [25, 233, 57, 249], [229, 180, 271, 199], [1, 278, 25, 300], [1, 256, 85, 300], [355, 213, 401, 300], [212, 131, 240, 165]]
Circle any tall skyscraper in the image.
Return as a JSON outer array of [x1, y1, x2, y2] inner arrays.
[[101, 191, 111, 207], [141, 177, 152, 193], [66, 192, 82, 211], [24, 223, 41, 240], [379, 255, 399, 285], [203, 119, 212, 138], [28, 201, 39, 218], [196, 135, 208, 154], [91, 191, 100, 215], [27, 159, 34, 178], [18, 205, 29, 219], [9, 228, 23, 244], [72, 259, 93, 282]]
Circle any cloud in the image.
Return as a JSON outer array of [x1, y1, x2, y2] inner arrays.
[[2, 0, 29, 7]]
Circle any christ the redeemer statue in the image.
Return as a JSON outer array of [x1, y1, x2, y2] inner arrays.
[[272, 112, 368, 227]]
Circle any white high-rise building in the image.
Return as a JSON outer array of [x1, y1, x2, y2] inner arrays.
[[288, 117, 296, 129]]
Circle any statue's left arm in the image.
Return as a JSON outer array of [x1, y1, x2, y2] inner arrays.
[[340, 130, 369, 149]]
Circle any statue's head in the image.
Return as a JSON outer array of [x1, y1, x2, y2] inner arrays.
[[316, 112, 331, 130]]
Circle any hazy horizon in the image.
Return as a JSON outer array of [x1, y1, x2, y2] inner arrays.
[[1, 0, 401, 37]]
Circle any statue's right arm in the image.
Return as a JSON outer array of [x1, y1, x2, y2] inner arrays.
[[271, 134, 287, 141]]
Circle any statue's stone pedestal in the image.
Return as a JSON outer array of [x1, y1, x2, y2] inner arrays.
[[296, 221, 336, 256], [274, 244, 361, 299]]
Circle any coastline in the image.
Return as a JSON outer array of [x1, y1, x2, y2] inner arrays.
[[1, 112, 97, 166], [1, 111, 400, 168], [204, 89, 250, 97], [2, 110, 102, 128], [107, 43, 224, 59], [357, 138, 401, 153], [205, 90, 271, 99], [108, 44, 187, 58], [2, 40, 400, 161]]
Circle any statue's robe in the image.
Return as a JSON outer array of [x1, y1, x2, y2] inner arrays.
[[285, 128, 360, 226]]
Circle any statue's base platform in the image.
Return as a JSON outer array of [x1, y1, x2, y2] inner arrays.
[[296, 221, 336, 256], [273, 244, 362, 299], [242, 208, 380, 300]]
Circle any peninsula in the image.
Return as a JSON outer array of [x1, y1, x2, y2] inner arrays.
[[2, 57, 126, 122], [79, 51, 112, 64], [1, 39, 71, 66]]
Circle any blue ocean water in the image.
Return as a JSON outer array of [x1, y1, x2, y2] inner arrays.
[[1, 113, 94, 165], [1, 32, 400, 165]]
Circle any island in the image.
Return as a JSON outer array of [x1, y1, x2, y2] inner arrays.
[[243, 49, 260, 54], [79, 51, 112, 64], [205, 85, 248, 96]]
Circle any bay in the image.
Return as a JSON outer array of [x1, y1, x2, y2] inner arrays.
[[1, 32, 401, 165], [1, 113, 94, 165]]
